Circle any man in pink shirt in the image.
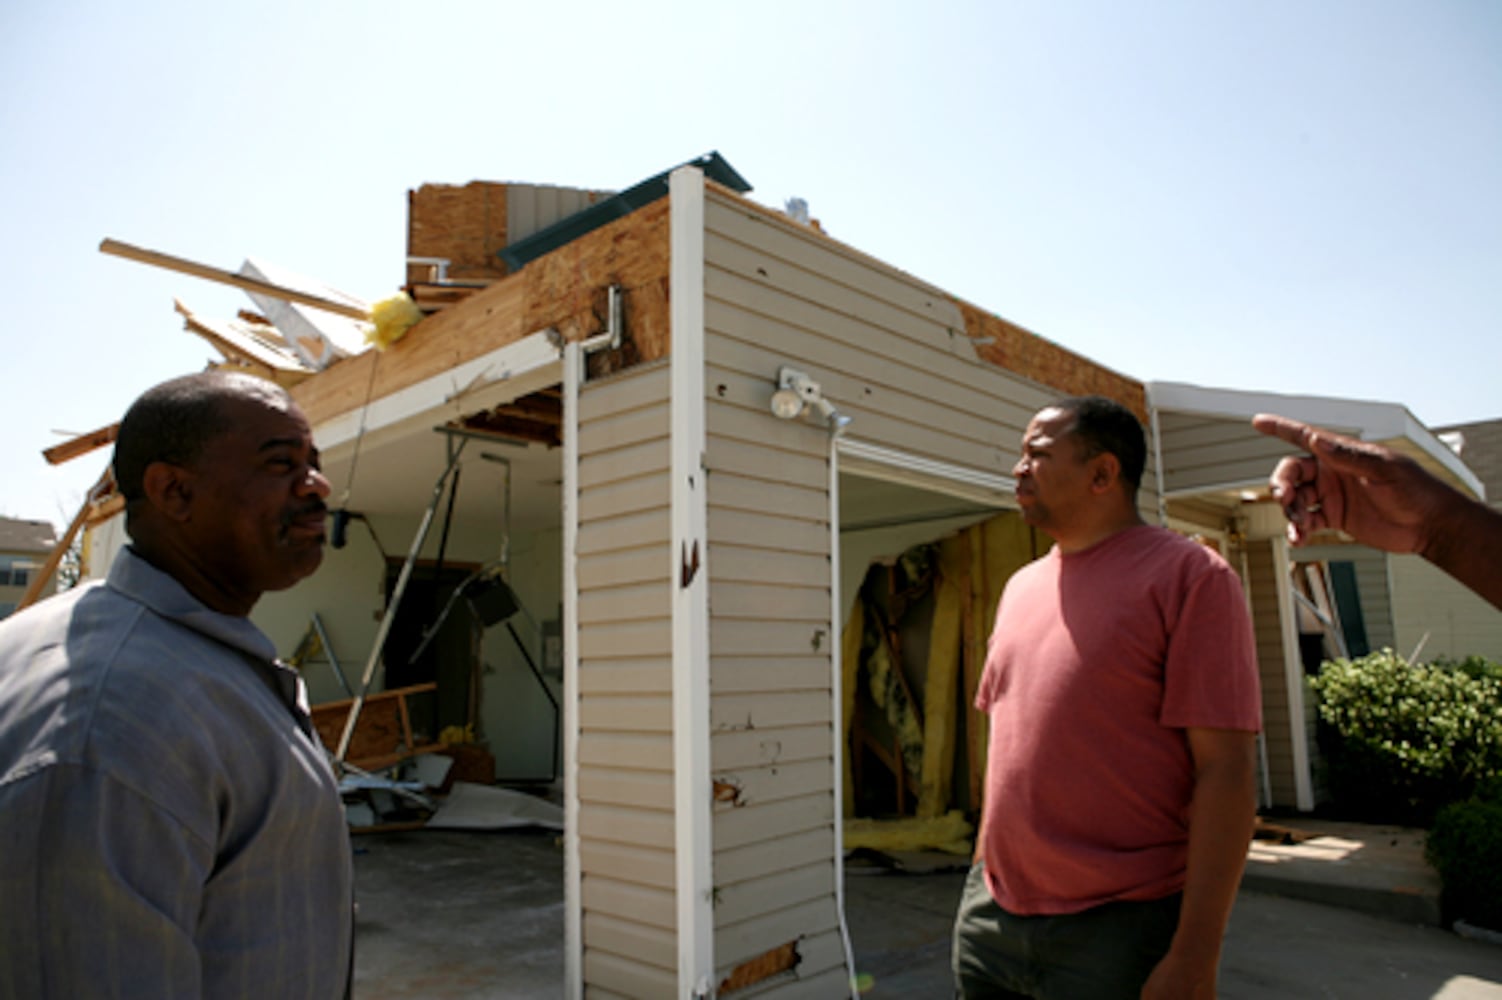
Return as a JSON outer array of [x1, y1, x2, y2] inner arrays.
[[952, 396, 1262, 1000]]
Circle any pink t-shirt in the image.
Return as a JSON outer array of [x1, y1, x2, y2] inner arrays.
[[975, 524, 1261, 915]]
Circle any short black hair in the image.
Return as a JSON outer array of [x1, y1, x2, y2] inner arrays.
[[1050, 395, 1147, 493], [113, 371, 286, 503]]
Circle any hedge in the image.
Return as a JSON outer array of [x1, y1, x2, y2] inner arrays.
[[1308, 650, 1502, 826], [1427, 791, 1502, 932]]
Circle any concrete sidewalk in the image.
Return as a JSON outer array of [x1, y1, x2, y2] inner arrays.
[[350, 818, 1502, 999], [1243, 817, 1444, 926]]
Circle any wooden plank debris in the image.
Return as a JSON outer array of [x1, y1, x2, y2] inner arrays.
[[43, 423, 118, 466], [175, 299, 313, 388], [100, 238, 371, 321], [310, 682, 443, 772]]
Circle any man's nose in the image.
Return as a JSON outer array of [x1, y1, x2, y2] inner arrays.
[[300, 467, 333, 498]]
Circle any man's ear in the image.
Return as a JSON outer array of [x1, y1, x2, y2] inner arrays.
[[1089, 453, 1122, 494], [141, 462, 195, 522]]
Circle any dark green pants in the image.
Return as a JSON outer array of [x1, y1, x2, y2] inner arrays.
[[952, 861, 1182, 999]]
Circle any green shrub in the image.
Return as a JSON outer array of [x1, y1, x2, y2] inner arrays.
[[1426, 796, 1502, 931], [1430, 654, 1502, 683], [1308, 650, 1502, 825]]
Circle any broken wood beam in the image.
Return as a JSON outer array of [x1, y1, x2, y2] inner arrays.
[[43, 423, 119, 466], [100, 238, 371, 321]]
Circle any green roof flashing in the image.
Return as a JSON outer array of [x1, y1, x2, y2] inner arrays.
[[496, 151, 751, 272]]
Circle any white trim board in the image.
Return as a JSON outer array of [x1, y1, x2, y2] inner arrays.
[[561, 340, 583, 1000], [668, 164, 715, 996], [838, 438, 1015, 509]]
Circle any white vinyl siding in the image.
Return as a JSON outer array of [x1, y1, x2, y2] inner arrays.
[[696, 189, 1175, 992], [1245, 539, 1302, 808], [703, 194, 1058, 483], [575, 362, 677, 997], [1156, 410, 1314, 496], [1388, 555, 1502, 663]]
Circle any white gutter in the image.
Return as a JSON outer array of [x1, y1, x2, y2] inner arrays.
[[562, 339, 583, 999], [669, 165, 715, 997]]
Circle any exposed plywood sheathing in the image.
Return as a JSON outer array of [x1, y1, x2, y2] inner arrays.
[[296, 197, 673, 431], [956, 301, 1146, 420], [522, 197, 673, 371], [407, 181, 511, 285], [405, 181, 614, 313], [719, 940, 800, 994]]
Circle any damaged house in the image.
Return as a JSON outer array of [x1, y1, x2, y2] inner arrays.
[[47, 151, 1491, 997]]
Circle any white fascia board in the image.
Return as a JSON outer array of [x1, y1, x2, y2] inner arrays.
[[1147, 381, 1408, 433], [1147, 381, 1482, 500], [313, 331, 562, 456], [1391, 410, 1485, 500], [668, 164, 715, 995]]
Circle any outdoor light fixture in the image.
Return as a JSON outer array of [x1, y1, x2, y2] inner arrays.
[[769, 366, 852, 431]]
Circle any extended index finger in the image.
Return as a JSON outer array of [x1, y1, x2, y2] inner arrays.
[[1251, 413, 1316, 450]]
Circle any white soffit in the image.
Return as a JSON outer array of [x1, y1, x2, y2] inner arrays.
[[1147, 381, 1482, 499], [313, 330, 563, 457]]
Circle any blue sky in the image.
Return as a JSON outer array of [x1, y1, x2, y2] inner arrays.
[[3, 1, 1499, 527]]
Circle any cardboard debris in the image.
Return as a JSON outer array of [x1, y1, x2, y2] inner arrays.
[[425, 781, 564, 832]]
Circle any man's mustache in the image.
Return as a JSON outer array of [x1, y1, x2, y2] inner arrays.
[[281, 500, 329, 530]]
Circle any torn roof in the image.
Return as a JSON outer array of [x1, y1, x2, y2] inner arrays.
[[174, 300, 312, 388], [238, 257, 370, 369]]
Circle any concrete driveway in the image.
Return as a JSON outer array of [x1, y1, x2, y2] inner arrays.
[[351, 829, 1502, 999]]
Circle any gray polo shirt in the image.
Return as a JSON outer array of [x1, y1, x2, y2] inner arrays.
[[0, 547, 353, 999]]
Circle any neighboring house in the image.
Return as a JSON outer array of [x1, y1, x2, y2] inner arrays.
[[1436, 418, 1502, 510], [0, 517, 58, 618], [1149, 382, 1497, 811], [73, 152, 1496, 997]]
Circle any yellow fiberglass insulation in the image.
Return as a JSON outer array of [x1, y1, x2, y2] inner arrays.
[[843, 810, 973, 856], [366, 292, 424, 350], [865, 634, 925, 786]]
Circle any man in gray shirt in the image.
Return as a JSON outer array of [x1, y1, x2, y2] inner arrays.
[[0, 371, 353, 998]]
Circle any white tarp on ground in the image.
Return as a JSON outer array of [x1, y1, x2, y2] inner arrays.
[[425, 781, 564, 831]]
